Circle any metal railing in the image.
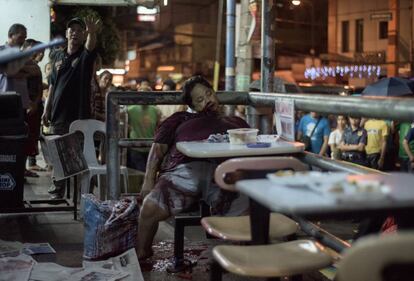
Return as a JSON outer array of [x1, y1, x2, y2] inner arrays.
[[106, 90, 414, 200]]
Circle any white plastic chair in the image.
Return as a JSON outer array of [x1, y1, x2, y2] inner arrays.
[[69, 119, 129, 202]]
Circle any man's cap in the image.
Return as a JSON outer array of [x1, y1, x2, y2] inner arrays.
[[66, 18, 86, 30]]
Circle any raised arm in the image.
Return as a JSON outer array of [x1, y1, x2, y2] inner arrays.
[[84, 16, 101, 52]]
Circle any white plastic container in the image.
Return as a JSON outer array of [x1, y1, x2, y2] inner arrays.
[[227, 128, 259, 144]]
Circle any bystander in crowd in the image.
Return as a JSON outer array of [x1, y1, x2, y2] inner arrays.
[[157, 79, 187, 121], [22, 39, 46, 174], [397, 122, 414, 171], [42, 16, 100, 199], [364, 118, 389, 170], [91, 70, 112, 121], [402, 123, 414, 173], [328, 115, 346, 160], [127, 85, 161, 172], [338, 116, 367, 166], [0, 24, 42, 180], [297, 111, 330, 156]]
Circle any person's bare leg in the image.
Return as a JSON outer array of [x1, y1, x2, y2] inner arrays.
[[137, 197, 169, 259]]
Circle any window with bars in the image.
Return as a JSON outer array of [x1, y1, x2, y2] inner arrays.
[[341, 21, 349, 53], [355, 19, 364, 52], [379, 21, 388, 39]]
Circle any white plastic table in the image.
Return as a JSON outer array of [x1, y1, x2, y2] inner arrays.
[[176, 140, 304, 158], [236, 172, 414, 246], [236, 173, 414, 217]]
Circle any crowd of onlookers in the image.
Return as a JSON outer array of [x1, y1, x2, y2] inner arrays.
[[0, 24, 46, 178], [296, 111, 414, 173]]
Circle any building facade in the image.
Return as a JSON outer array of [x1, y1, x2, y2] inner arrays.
[[126, 0, 221, 84], [328, 0, 413, 85]]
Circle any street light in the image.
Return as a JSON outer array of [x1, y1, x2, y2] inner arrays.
[[291, 0, 314, 55]]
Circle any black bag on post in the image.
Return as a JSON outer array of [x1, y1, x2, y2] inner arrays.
[[301, 118, 320, 151], [301, 135, 312, 151]]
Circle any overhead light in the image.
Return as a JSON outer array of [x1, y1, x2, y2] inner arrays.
[[137, 5, 158, 15], [96, 69, 126, 75], [157, 65, 175, 72], [163, 0, 168, 6], [291, 0, 301, 5], [127, 50, 136, 60]]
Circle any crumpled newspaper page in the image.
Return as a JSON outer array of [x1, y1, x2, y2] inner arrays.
[[83, 248, 143, 281], [0, 240, 23, 258], [29, 262, 82, 281], [63, 267, 129, 281], [0, 254, 36, 281]]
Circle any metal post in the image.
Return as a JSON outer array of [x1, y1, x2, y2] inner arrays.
[[298, 152, 385, 175], [225, 0, 236, 91], [259, 0, 275, 133], [236, 0, 253, 125], [236, 0, 253, 92], [214, 0, 224, 91], [261, 0, 275, 93], [106, 93, 120, 200], [225, 0, 236, 115]]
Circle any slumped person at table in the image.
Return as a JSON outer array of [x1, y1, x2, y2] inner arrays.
[[338, 116, 368, 166], [136, 76, 249, 260]]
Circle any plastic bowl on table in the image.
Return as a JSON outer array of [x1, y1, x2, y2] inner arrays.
[[227, 128, 259, 144]]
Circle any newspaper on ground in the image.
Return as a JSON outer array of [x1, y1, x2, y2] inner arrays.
[[83, 248, 143, 281], [29, 262, 82, 281], [0, 254, 36, 281], [0, 239, 23, 257], [0, 240, 56, 257], [23, 243, 56, 255], [63, 267, 129, 281]]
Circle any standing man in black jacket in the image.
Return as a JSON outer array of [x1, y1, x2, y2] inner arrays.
[[42, 16, 100, 199]]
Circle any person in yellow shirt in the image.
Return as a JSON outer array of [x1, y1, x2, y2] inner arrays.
[[364, 119, 389, 170]]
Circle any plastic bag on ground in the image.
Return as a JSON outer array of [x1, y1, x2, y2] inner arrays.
[[83, 194, 139, 261]]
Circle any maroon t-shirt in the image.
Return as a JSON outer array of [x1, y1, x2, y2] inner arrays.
[[154, 111, 249, 171]]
